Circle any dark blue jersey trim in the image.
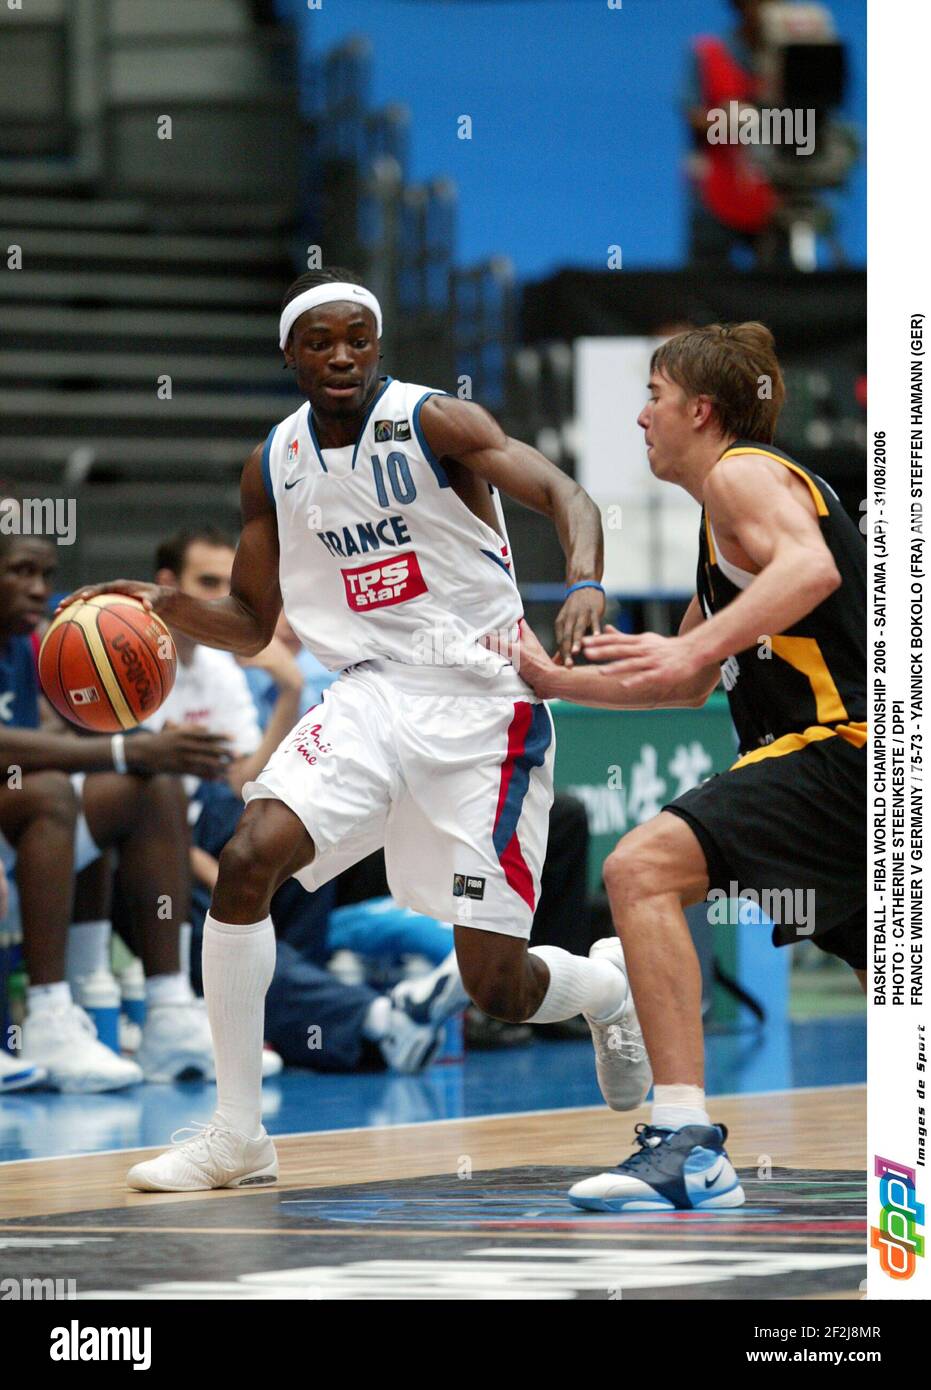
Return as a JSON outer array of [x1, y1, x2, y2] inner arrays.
[[261, 425, 278, 504], [413, 390, 450, 487], [351, 375, 394, 471], [480, 548, 516, 583], [307, 408, 328, 473]]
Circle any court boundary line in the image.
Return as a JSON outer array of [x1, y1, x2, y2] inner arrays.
[[0, 1081, 865, 1167]]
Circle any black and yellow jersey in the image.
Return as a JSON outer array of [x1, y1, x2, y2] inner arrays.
[[697, 439, 866, 760]]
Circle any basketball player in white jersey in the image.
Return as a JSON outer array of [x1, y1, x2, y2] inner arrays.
[[62, 269, 650, 1190]]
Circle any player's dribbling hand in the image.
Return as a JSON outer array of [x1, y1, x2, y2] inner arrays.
[[54, 580, 167, 615], [127, 726, 235, 779], [553, 586, 605, 667]]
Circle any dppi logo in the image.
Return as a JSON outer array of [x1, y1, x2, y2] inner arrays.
[[871, 1155, 925, 1279]]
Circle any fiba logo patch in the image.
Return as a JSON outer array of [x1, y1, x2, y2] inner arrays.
[[453, 874, 486, 900]]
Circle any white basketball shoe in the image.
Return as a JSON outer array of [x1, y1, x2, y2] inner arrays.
[[584, 937, 652, 1111], [136, 998, 216, 1083], [0, 1047, 47, 1092], [22, 1002, 143, 1093], [127, 1122, 279, 1192]]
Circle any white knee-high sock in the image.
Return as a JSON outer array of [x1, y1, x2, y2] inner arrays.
[[525, 945, 627, 1024], [202, 913, 276, 1139]]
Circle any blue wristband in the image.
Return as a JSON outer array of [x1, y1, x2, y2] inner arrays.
[[564, 580, 605, 599]]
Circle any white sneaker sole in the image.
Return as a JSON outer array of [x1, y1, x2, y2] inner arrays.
[[48, 1069, 142, 1094], [569, 1181, 746, 1212], [0, 1064, 47, 1093], [127, 1157, 279, 1193]]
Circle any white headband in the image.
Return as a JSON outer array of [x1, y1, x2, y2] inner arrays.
[[279, 283, 383, 350]]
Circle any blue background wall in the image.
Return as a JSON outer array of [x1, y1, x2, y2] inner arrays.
[[278, 0, 866, 278]]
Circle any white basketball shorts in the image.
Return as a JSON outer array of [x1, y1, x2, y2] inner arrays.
[[242, 660, 555, 938]]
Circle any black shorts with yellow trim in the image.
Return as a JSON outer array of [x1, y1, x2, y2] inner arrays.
[[664, 721, 866, 971]]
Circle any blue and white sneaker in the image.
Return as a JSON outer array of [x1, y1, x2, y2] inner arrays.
[[389, 948, 469, 1031], [568, 1122, 745, 1211]]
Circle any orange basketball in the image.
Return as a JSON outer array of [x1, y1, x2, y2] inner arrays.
[[38, 594, 177, 732]]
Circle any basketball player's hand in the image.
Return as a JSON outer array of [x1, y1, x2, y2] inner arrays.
[[54, 580, 167, 615], [516, 621, 562, 697], [579, 624, 634, 663], [127, 726, 235, 779], [554, 587, 605, 667], [584, 630, 700, 700]]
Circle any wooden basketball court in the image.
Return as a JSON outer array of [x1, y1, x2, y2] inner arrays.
[[0, 1084, 866, 1300]]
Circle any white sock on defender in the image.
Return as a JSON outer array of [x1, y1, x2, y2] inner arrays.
[[65, 919, 111, 988], [652, 1083, 710, 1129], [525, 945, 627, 1024], [202, 913, 276, 1139]]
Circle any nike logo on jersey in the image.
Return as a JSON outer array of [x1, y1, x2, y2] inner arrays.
[[284, 476, 305, 490], [317, 514, 411, 559]]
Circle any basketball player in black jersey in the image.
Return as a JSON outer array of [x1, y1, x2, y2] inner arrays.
[[519, 322, 866, 1210]]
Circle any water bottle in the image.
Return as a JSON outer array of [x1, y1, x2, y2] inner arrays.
[[77, 968, 121, 1054], [118, 959, 147, 1029]]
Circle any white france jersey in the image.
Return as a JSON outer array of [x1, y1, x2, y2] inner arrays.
[[263, 377, 524, 678]]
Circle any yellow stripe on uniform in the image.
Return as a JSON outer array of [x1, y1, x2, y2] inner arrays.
[[69, 604, 137, 729], [719, 446, 829, 517], [731, 724, 837, 770], [770, 634, 849, 725], [704, 512, 717, 564], [836, 720, 867, 749], [731, 720, 867, 771]]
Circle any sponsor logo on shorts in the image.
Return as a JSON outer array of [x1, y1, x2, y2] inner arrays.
[[393, 420, 411, 441], [453, 873, 486, 900], [341, 551, 428, 611], [289, 721, 333, 767], [374, 420, 393, 442]]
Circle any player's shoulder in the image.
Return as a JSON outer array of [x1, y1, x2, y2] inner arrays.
[[270, 398, 310, 434], [392, 378, 450, 409], [705, 448, 785, 504]]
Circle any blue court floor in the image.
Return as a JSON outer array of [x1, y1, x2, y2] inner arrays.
[[0, 1013, 865, 1164]]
